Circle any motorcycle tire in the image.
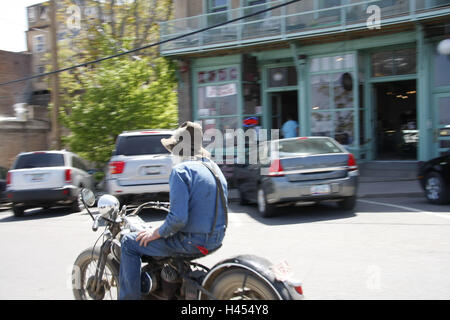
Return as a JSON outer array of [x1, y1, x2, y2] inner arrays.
[[208, 268, 280, 300], [72, 246, 120, 300]]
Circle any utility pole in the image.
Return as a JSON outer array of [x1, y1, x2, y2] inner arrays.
[[50, 0, 61, 150]]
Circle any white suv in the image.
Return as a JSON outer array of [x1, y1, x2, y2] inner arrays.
[[6, 150, 95, 217], [106, 130, 174, 205]]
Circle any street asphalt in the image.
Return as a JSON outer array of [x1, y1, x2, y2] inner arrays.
[[0, 175, 448, 300]]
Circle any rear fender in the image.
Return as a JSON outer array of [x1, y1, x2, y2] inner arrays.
[[200, 254, 301, 300]]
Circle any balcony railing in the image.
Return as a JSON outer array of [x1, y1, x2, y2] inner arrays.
[[159, 0, 450, 54]]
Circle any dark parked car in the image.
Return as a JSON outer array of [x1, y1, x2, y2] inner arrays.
[[235, 136, 359, 217], [418, 154, 450, 204], [0, 166, 9, 204]]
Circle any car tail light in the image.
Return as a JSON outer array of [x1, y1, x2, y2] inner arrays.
[[269, 159, 284, 177], [347, 154, 357, 171], [109, 161, 125, 174], [65, 169, 72, 183], [6, 171, 11, 185], [294, 285, 303, 295]]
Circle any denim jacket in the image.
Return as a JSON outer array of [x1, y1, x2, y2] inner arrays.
[[158, 158, 228, 238]]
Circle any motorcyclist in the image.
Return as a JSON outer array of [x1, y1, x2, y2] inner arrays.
[[118, 121, 228, 300]]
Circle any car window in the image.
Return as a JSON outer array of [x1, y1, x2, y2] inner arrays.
[[72, 156, 88, 171], [13, 153, 65, 169], [274, 138, 344, 158], [115, 135, 171, 156]]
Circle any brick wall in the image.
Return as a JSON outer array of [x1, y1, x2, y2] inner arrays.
[[0, 50, 32, 116], [0, 50, 50, 169], [0, 123, 50, 169]]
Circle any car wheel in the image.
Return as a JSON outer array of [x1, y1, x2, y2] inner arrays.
[[12, 205, 24, 217], [257, 186, 276, 218], [424, 172, 449, 205], [70, 196, 83, 213], [337, 196, 357, 211]]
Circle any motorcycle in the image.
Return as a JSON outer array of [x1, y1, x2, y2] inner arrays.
[[71, 189, 304, 300]]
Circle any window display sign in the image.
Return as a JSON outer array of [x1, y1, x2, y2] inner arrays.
[[198, 67, 238, 84], [206, 83, 237, 98]]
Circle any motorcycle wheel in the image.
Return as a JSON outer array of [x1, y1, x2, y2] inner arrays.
[[72, 247, 120, 300], [208, 269, 280, 300]]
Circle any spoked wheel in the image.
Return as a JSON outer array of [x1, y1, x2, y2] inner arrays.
[[209, 269, 280, 300], [72, 247, 120, 300]]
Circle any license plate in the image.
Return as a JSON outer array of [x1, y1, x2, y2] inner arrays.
[[311, 184, 331, 195], [31, 174, 44, 182], [144, 166, 160, 175]]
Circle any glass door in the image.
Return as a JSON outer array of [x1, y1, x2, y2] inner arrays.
[[434, 93, 450, 157]]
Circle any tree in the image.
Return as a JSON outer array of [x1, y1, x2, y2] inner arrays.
[[52, 0, 177, 167], [60, 41, 178, 165]]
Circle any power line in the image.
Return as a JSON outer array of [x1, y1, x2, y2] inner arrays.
[[0, 0, 302, 87]]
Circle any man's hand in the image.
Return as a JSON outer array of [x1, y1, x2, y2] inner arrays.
[[136, 228, 161, 247]]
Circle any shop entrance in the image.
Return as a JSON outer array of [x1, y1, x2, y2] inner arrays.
[[270, 90, 298, 136], [374, 80, 417, 160]]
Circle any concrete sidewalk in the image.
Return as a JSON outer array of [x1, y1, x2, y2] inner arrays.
[[356, 161, 423, 198], [357, 179, 423, 198]]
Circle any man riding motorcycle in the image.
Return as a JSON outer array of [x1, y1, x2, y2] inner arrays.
[[118, 121, 228, 300]]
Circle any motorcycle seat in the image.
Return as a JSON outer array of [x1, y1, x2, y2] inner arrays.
[[143, 244, 222, 262]]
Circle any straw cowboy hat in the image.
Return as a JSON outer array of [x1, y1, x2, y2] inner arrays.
[[161, 121, 210, 158]]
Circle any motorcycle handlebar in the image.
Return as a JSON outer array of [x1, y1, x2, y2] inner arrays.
[[127, 201, 170, 216]]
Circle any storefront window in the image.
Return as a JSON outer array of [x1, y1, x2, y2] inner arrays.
[[438, 97, 450, 126], [311, 112, 332, 137], [334, 110, 354, 145], [243, 83, 262, 115], [198, 84, 238, 116], [311, 75, 330, 110], [268, 66, 297, 88], [196, 65, 241, 161], [309, 53, 356, 146], [371, 48, 416, 77], [310, 54, 354, 73], [333, 72, 354, 109], [434, 51, 450, 87]]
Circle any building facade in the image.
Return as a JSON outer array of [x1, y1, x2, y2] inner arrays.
[[160, 0, 450, 162], [0, 50, 50, 168]]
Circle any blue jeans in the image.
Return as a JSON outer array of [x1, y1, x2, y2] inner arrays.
[[118, 228, 225, 300]]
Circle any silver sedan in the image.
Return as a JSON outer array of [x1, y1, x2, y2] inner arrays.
[[234, 137, 359, 217]]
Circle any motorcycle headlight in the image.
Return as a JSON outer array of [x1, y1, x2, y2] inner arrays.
[[97, 194, 120, 219]]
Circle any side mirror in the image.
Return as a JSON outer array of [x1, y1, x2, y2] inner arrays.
[[80, 188, 96, 207]]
